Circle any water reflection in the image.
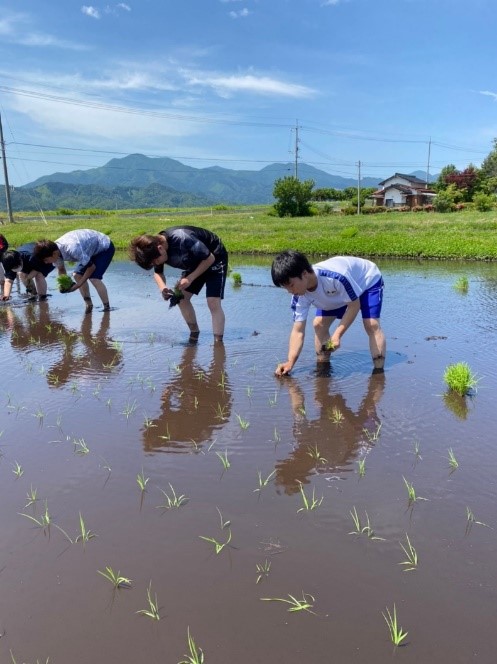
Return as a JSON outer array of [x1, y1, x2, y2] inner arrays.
[[8, 302, 122, 385], [275, 366, 385, 494], [142, 342, 232, 452]]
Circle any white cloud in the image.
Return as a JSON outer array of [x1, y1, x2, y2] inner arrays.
[[185, 72, 315, 98], [480, 90, 497, 102], [117, 3, 131, 10], [0, 11, 88, 50], [321, 0, 345, 5], [81, 6, 101, 19], [229, 8, 250, 18]]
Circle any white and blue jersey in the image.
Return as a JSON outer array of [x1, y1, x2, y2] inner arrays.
[[291, 256, 382, 322]]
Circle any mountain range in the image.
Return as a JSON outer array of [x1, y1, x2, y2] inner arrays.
[[6, 154, 435, 211]]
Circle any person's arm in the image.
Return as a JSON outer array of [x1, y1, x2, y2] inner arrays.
[[68, 263, 96, 292], [178, 253, 215, 290], [329, 299, 361, 350], [1, 277, 14, 300], [153, 270, 172, 300], [275, 321, 306, 376]]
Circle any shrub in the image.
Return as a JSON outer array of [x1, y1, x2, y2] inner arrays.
[[342, 205, 357, 216], [473, 192, 495, 212], [340, 227, 358, 238], [56, 208, 76, 216]]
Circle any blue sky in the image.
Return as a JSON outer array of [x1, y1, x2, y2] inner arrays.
[[1, 0, 497, 186]]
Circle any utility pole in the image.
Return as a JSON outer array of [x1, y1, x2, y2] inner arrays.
[[357, 160, 361, 215], [294, 120, 299, 180], [426, 137, 431, 188], [0, 112, 14, 224]]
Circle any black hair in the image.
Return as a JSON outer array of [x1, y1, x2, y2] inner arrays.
[[0, 234, 8, 256], [1, 250, 22, 272], [271, 250, 313, 287], [33, 240, 59, 261]]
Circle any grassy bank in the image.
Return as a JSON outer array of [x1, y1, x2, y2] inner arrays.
[[2, 207, 497, 260]]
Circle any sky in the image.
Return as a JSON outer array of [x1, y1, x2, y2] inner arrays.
[[1, 0, 497, 186]]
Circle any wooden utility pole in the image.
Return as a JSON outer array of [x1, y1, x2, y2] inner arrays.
[[426, 137, 432, 188], [294, 120, 299, 180], [357, 160, 361, 214], [0, 112, 14, 223]]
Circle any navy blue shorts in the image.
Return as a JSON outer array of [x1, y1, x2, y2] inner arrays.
[[74, 243, 115, 280], [316, 277, 384, 320]]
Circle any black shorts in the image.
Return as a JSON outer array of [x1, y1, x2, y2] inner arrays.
[[184, 254, 228, 299]]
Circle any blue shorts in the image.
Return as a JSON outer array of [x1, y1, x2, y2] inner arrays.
[[74, 242, 115, 280], [316, 277, 384, 320]]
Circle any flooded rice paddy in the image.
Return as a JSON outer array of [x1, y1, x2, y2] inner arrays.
[[1, 257, 497, 663]]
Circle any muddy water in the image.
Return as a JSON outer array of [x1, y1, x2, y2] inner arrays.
[[1, 258, 497, 663]]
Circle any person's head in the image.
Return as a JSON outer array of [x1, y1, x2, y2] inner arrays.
[[34, 240, 60, 264], [129, 234, 168, 270], [271, 250, 315, 295], [0, 234, 8, 257], [1, 250, 22, 273]]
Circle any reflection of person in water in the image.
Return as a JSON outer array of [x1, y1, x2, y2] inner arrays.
[[8, 301, 122, 386], [275, 368, 385, 495], [142, 342, 232, 453]]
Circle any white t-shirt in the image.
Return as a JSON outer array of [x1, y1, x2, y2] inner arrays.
[[291, 256, 381, 322], [55, 230, 111, 267]]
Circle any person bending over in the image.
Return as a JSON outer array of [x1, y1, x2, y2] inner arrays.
[[129, 226, 228, 343], [34, 229, 115, 314], [271, 250, 386, 376], [1, 242, 56, 301]]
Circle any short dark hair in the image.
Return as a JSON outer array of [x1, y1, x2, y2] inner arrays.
[[33, 240, 59, 261], [0, 234, 8, 256], [129, 234, 162, 270], [271, 250, 313, 287], [1, 250, 21, 272]]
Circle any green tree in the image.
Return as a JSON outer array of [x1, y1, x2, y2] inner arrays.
[[480, 138, 497, 181], [273, 176, 314, 217]]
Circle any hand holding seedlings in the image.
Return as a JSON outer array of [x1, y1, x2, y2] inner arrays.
[[56, 274, 76, 293], [321, 338, 337, 353]]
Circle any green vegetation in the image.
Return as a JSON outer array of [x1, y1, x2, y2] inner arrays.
[[444, 362, 478, 396], [97, 566, 132, 588], [136, 582, 161, 620], [56, 274, 74, 293], [261, 592, 316, 614], [382, 604, 408, 646], [453, 276, 469, 293], [3, 206, 497, 259], [178, 628, 204, 664]]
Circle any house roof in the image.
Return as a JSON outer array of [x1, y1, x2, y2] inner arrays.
[[378, 172, 427, 186]]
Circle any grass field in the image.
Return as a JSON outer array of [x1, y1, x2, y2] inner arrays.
[[2, 206, 497, 259]]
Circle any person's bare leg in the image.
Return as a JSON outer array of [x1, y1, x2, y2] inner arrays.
[[313, 315, 334, 361], [207, 296, 225, 343], [73, 273, 92, 312], [178, 292, 200, 340], [90, 278, 110, 310], [34, 274, 48, 297], [363, 318, 386, 370]]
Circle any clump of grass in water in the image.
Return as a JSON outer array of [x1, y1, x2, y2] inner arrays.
[[398, 533, 418, 571], [178, 628, 205, 664], [454, 276, 469, 293], [382, 604, 408, 646], [56, 274, 74, 293], [402, 476, 428, 505], [349, 506, 385, 540], [296, 480, 323, 513], [447, 448, 459, 470], [231, 272, 242, 287], [256, 559, 271, 584], [136, 582, 161, 620], [443, 362, 478, 396], [97, 566, 132, 589], [260, 591, 316, 615]]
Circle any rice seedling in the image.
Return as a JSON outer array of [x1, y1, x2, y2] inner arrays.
[[136, 469, 150, 492], [216, 449, 231, 470], [214, 402, 228, 421], [297, 481, 323, 513], [106, 397, 112, 409], [443, 362, 478, 396], [357, 458, 366, 477], [143, 414, 157, 429], [466, 507, 490, 530], [19, 500, 52, 531], [256, 559, 272, 584], [178, 627, 204, 664], [12, 461, 24, 478], [382, 604, 408, 646], [307, 444, 327, 464], [231, 272, 242, 287], [273, 427, 281, 443], [70, 381, 80, 395], [56, 274, 74, 292], [398, 533, 418, 571], [402, 477, 428, 504], [411, 441, 422, 461], [97, 566, 132, 589], [218, 371, 227, 390], [199, 527, 232, 554], [447, 448, 459, 470], [328, 407, 344, 425], [110, 340, 123, 352], [93, 383, 102, 397], [121, 399, 138, 421], [454, 276, 469, 293], [268, 391, 278, 406], [246, 385, 253, 398], [194, 396, 198, 409], [260, 591, 316, 615], [75, 512, 97, 544], [73, 437, 90, 455], [156, 483, 188, 509], [158, 424, 171, 440], [136, 582, 161, 620], [349, 506, 385, 540], [254, 469, 276, 493], [10, 651, 50, 664], [32, 405, 45, 423], [25, 485, 39, 507], [236, 413, 250, 429], [363, 422, 382, 442]]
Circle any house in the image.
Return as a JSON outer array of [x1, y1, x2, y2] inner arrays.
[[371, 173, 436, 208]]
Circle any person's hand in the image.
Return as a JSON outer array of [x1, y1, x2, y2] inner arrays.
[[161, 287, 173, 301], [330, 334, 341, 351], [0, 294, 10, 301], [275, 361, 293, 377], [68, 283, 79, 293], [178, 277, 191, 291]]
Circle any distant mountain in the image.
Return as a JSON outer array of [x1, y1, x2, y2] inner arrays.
[[16, 155, 437, 210], [22, 154, 381, 207]]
